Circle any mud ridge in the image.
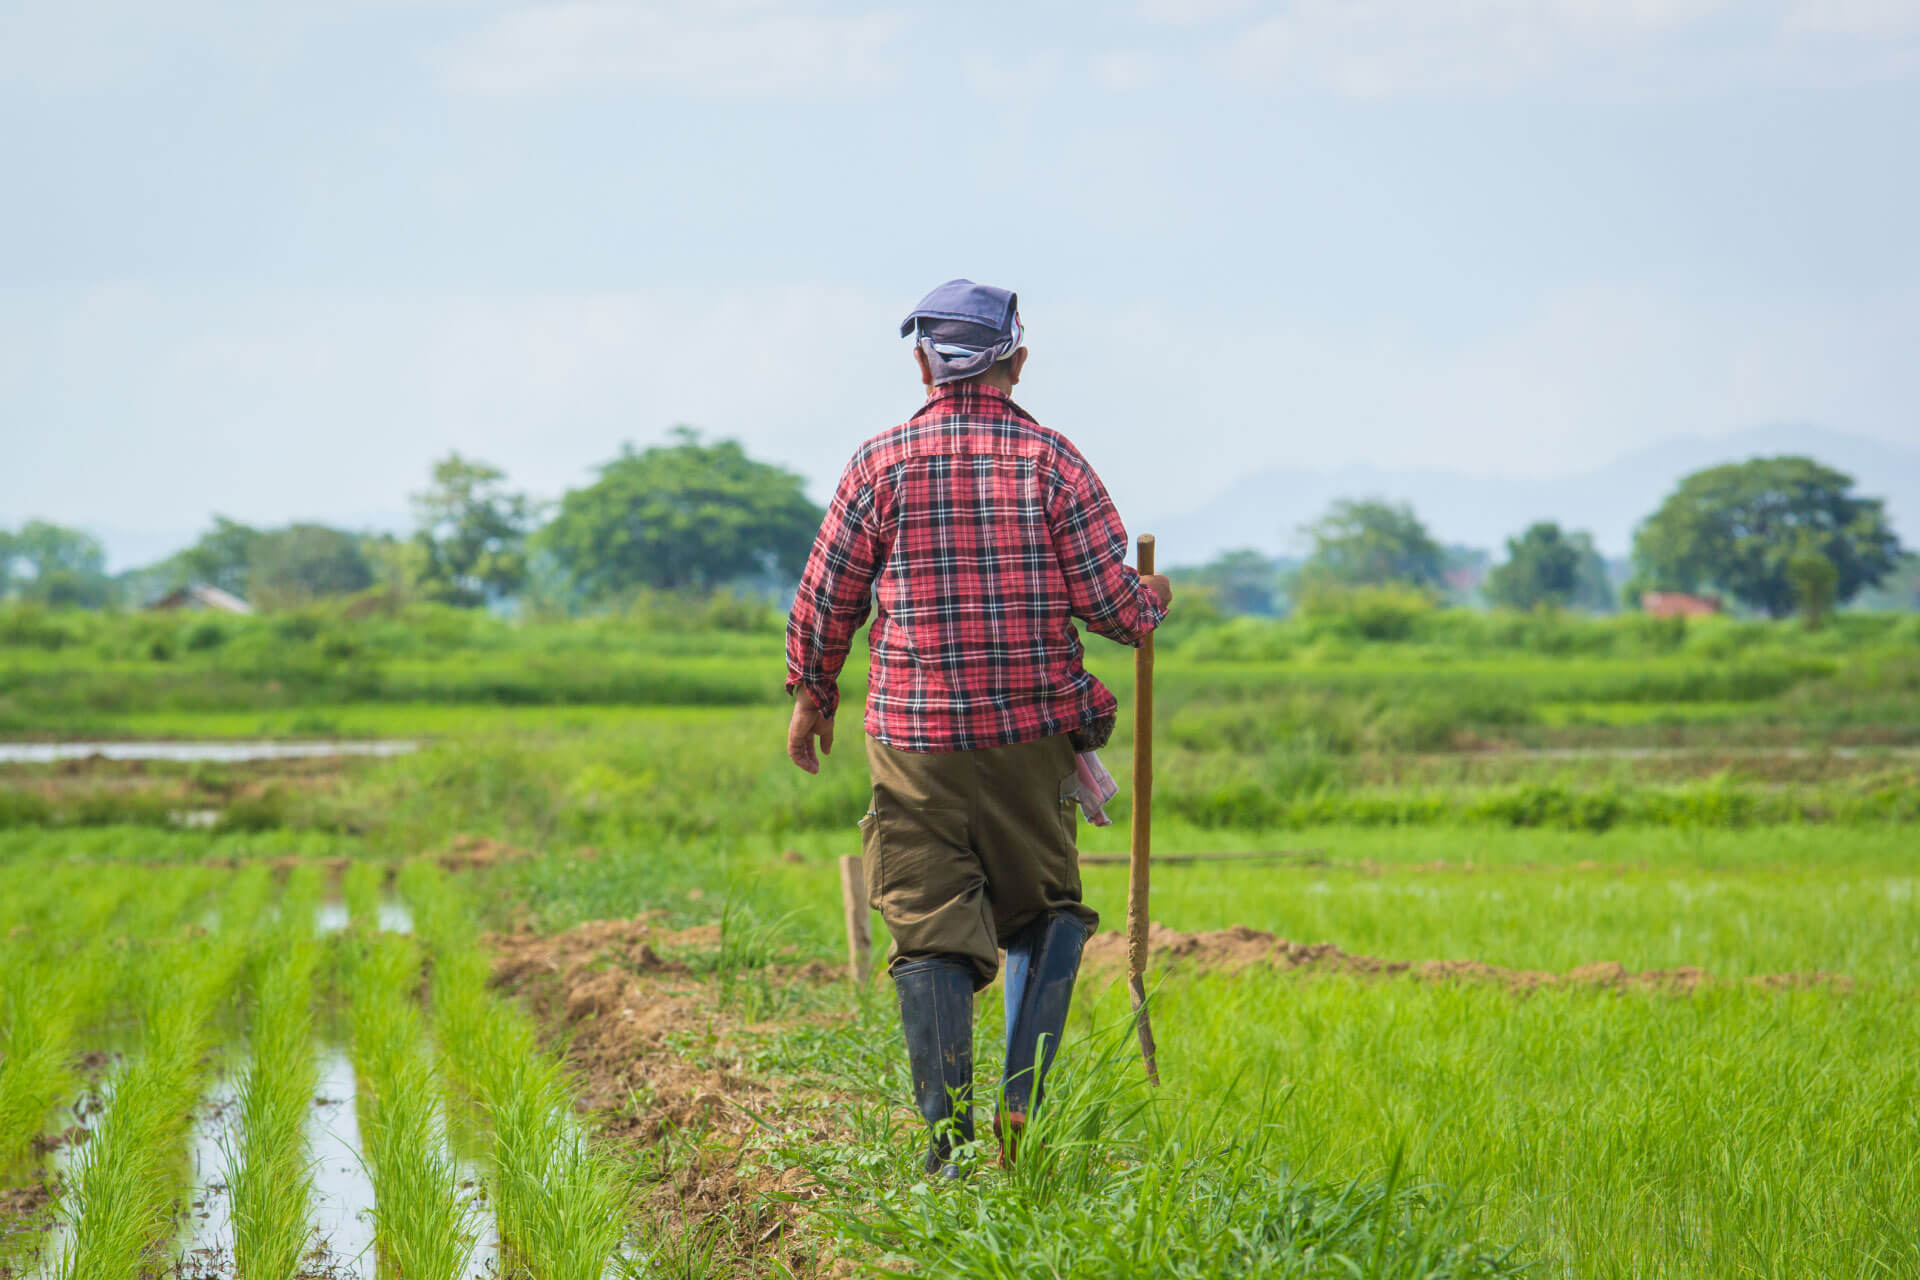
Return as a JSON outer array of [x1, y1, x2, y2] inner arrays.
[[485, 917, 850, 1277], [1081, 923, 1856, 995]]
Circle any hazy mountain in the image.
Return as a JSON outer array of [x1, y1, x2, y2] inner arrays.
[[1153, 425, 1920, 565]]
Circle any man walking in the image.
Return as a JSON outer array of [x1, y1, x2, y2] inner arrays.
[[784, 279, 1171, 1177]]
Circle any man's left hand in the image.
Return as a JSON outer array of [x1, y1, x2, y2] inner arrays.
[[787, 689, 835, 774]]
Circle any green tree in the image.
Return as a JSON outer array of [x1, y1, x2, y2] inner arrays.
[[360, 532, 434, 596], [1297, 499, 1444, 589], [0, 528, 14, 598], [1787, 544, 1839, 628], [248, 524, 373, 606], [1485, 522, 1578, 610], [179, 517, 259, 598], [1485, 523, 1614, 612], [537, 429, 822, 600], [1631, 456, 1901, 619], [11, 521, 113, 607], [1181, 549, 1284, 616], [411, 453, 535, 606]]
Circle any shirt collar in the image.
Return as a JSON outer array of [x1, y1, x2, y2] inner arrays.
[[923, 381, 1012, 407]]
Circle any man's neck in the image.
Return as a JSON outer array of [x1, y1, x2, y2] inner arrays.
[[929, 375, 1015, 397]]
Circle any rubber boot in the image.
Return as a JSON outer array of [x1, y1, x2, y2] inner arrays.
[[892, 956, 975, 1179], [997, 912, 1089, 1162]]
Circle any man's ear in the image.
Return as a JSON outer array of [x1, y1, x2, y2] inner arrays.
[[913, 345, 934, 387], [1009, 346, 1029, 386]]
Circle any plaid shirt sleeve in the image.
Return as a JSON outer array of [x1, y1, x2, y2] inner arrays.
[[785, 455, 885, 719], [1046, 446, 1167, 647]]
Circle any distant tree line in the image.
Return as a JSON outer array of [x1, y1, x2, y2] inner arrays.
[[1174, 456, 1904, 626], [2, 430, 821, 615], [1, 447, 1906, 625]]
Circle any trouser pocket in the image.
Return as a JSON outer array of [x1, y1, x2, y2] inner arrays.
[[859, 789, 883, 907]]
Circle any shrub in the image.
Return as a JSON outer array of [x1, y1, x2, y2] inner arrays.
[[182, 620, 227, 651], [1296, 583, 1438, 642]]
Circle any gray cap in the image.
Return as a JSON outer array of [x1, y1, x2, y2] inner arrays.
[[900, 279, 1025, 384]]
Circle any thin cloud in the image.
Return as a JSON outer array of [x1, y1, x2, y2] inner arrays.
[[1216, 0, 1919, 97], [438, 1, 909, 97], [1785, 0, 1920, 35]]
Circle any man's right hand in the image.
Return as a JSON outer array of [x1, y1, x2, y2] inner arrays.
[[1142, 573, 1173, 608], [787, 688, 835, 775]]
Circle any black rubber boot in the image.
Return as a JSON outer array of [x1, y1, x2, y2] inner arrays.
[[998, 912, 1089, 1160], [893, 956, 975, 1179]]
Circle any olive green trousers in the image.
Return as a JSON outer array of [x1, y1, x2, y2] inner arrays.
[[862, 733, 1100, 990]]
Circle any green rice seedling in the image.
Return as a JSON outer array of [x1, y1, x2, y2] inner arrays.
[[227, 866, 324, 1280], [347, 929, 479, 1280], [52, 866, 268, 1280], [0, 870, 131, 1172], [341, 858, 384, 931], [401, 861, 632, 1280], [0, 977, 78, 1174]]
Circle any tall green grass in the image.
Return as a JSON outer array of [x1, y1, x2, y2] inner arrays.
[[227, 865, 323, 1280], [1093, 969, 1920, 1279], [402, 861, 632, 1280], [52, 865, 270, 1280], [771, 1001, 1529, 1280], [345, 930, 479, 1280]]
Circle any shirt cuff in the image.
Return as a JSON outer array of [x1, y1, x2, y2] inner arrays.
[[1124, 580, 1168, 644], [786, 676, 840, 719]]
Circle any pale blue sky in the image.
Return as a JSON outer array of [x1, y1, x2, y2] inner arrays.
[[3, 0, 1917, 568]]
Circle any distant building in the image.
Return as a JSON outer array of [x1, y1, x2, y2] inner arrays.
[[1640, 591, 1721, 618], [146, 583, 254, 615]]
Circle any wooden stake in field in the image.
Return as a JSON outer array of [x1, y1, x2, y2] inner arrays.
[[838, 854, 871, 983], [1127, 533, 1161, 1086]]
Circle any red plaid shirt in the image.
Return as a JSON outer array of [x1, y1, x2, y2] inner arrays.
[[786, 382, 1165, 753]]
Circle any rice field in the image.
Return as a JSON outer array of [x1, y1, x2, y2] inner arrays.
[[3, 614, 1918, 1278]]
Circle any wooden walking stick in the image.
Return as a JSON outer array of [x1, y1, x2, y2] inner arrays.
[[1127, 533, 1161, 1085]]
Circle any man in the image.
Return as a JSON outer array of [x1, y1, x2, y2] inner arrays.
[[784, 279, 1171, 1177]]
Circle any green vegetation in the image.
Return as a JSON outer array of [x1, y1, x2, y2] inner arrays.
[[406, 862, 632, 1280], [345, 931, 480, 1280], [1630, 455, 1901, 616], [537, 429, 821, 599], [1295, 498, 1446, 591], [1, 595, 1915, 1278], [1087, 967, 1919, 1278], [1483, 521, 1612, 612], [52, 867, 267, 1280], [778, 1013, 1527, 1280], [0, 870, 128, 1174], [227, 866, 323, 1280]]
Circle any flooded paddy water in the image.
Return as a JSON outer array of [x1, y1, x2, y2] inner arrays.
[[0, 886, 516, 1280], [0, 743, 418, 764]]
